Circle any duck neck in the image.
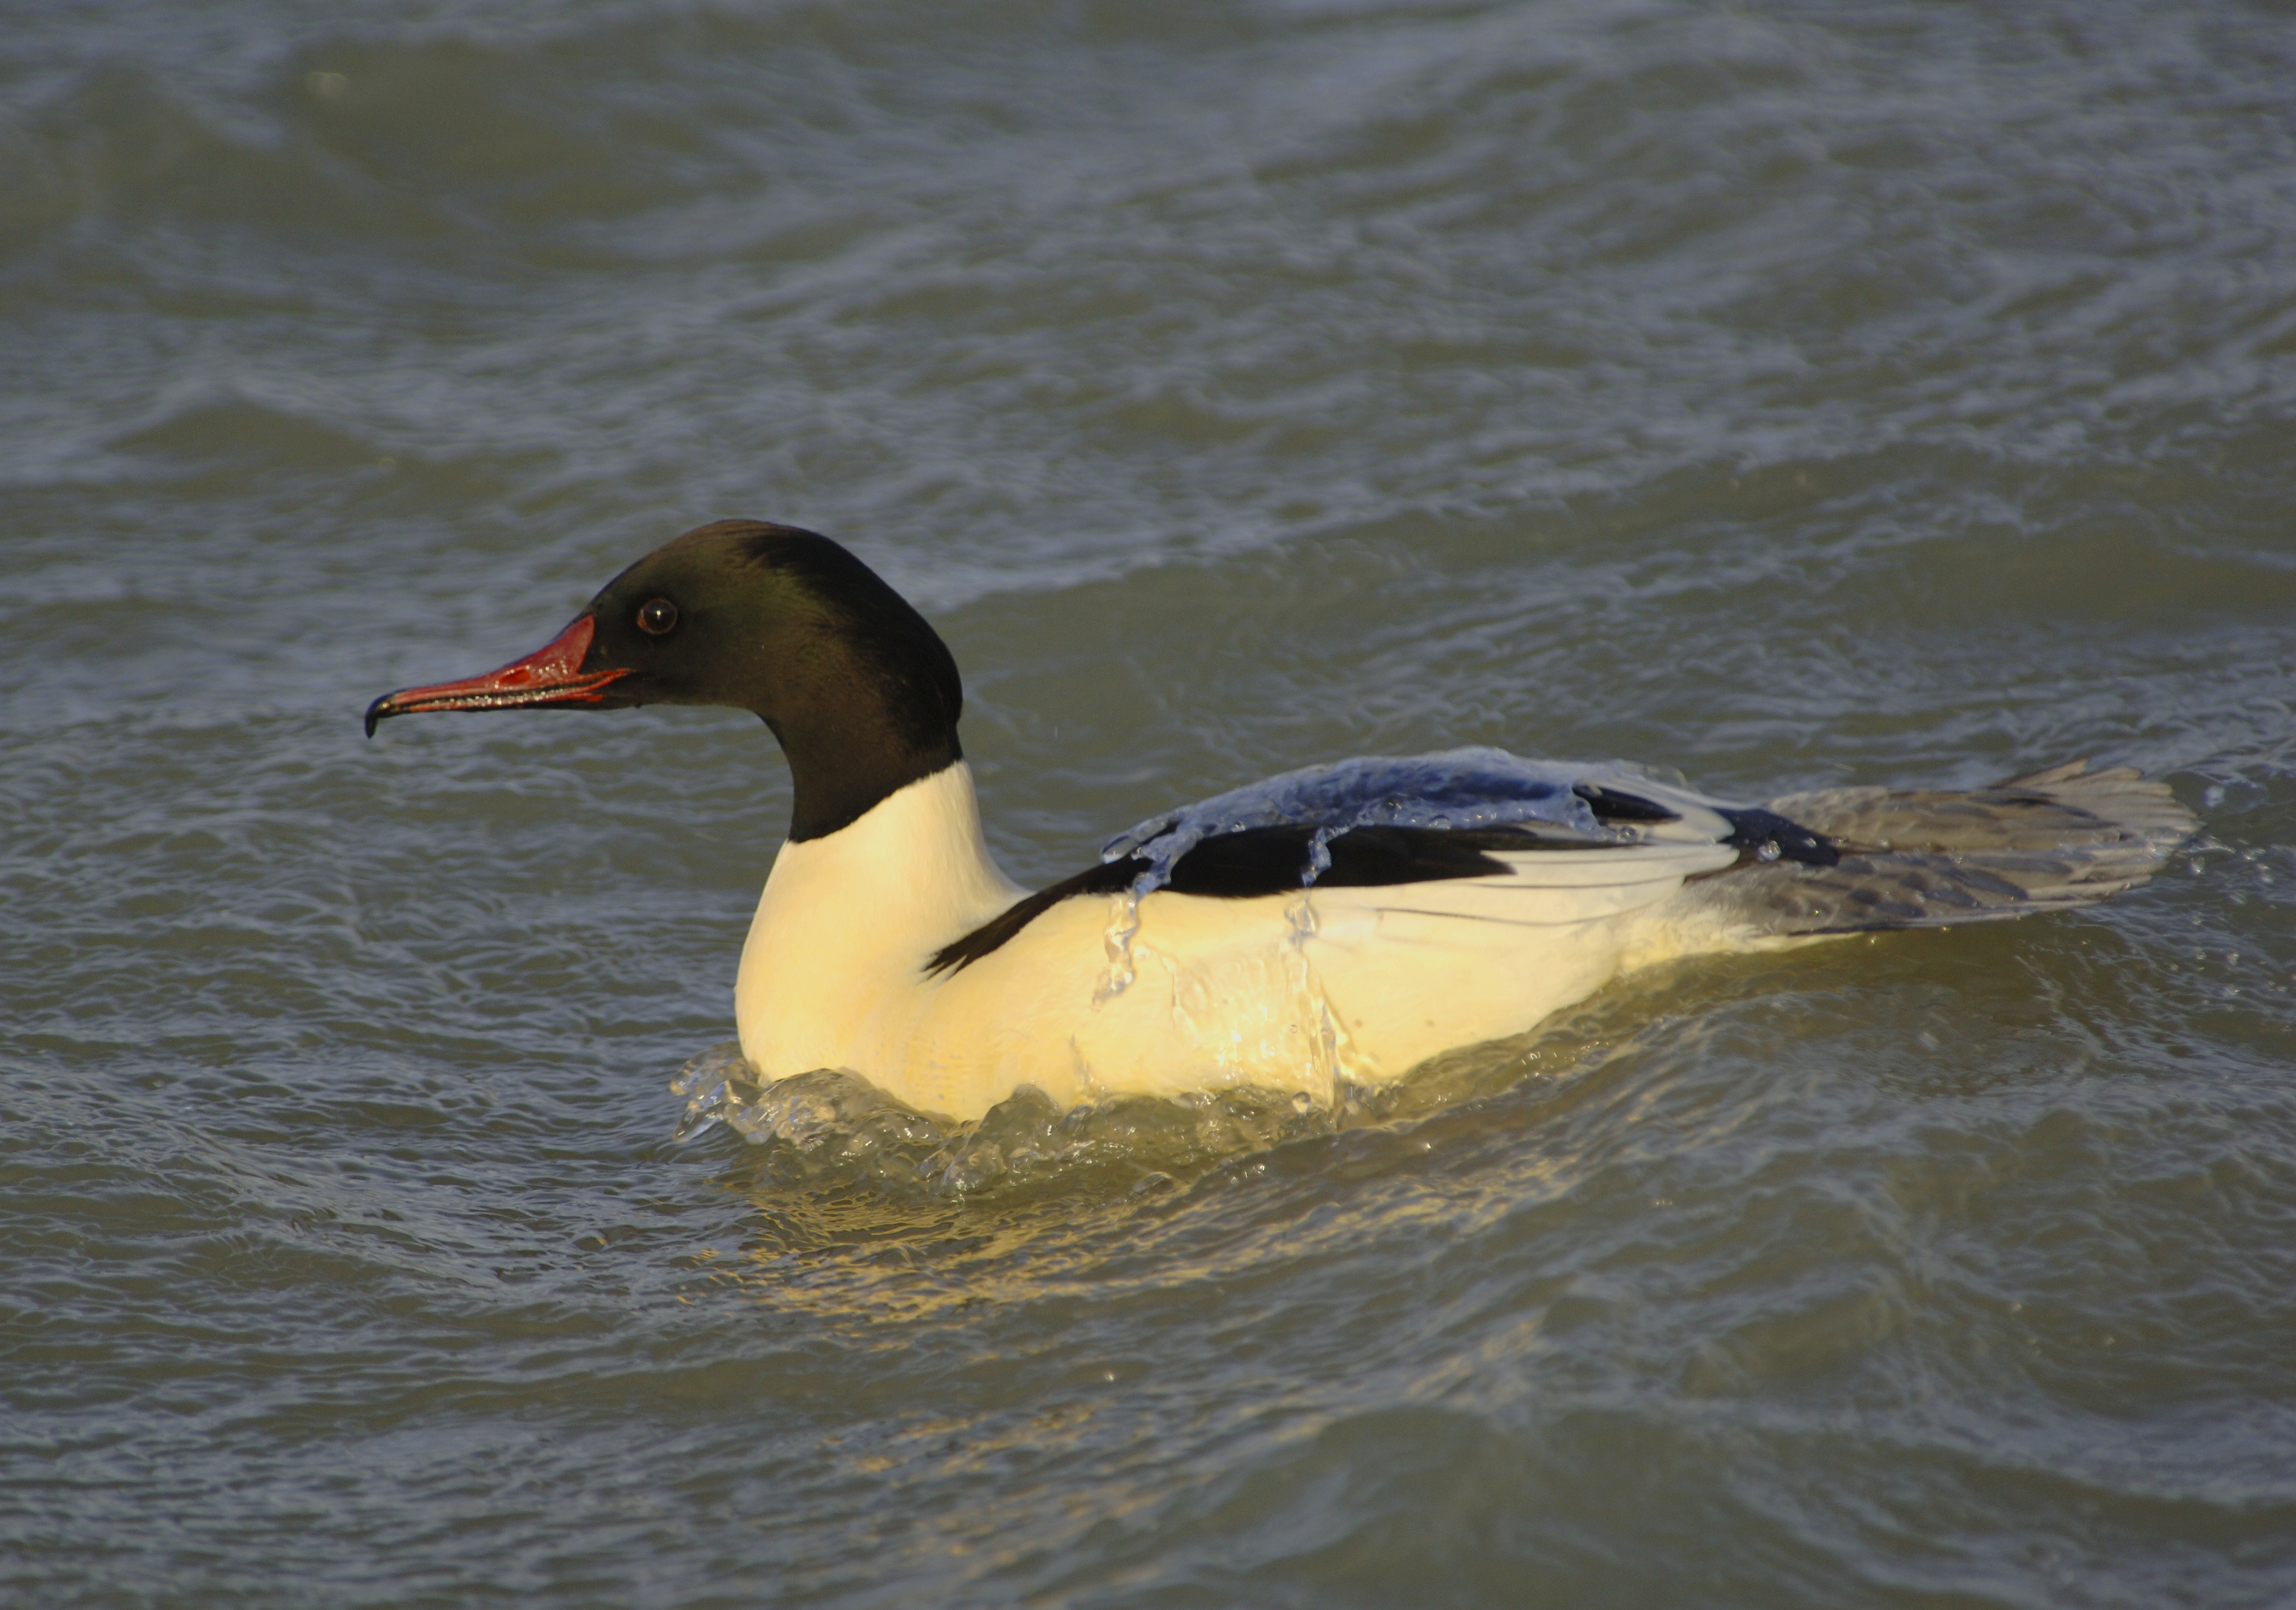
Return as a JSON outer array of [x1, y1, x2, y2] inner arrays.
[[772, 710, 962, 843]]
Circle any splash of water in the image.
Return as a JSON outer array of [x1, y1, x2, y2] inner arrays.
[[671, 1042, 1358, 1199]]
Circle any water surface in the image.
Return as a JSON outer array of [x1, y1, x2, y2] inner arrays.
[[5, 2, 2294, 1605]]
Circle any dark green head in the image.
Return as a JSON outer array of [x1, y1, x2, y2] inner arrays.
[[366, 520, 964, 840]]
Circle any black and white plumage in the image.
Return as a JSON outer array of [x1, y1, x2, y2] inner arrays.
[[367, 521, 2194, 1121]]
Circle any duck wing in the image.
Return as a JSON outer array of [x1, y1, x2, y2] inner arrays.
[[930, 755, 2191, 977]]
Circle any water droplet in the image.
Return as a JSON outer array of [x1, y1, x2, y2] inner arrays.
[[1092, 887, 1144, 1003]]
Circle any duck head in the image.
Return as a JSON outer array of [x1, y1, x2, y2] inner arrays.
[[365, 520, 963, 840]]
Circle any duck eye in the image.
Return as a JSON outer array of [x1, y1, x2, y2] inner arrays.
[[636, 598, 679, 636]]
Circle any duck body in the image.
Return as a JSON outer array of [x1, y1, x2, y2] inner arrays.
[[732, 758, 1747, 1118], [367, 520, 2194, 1124]]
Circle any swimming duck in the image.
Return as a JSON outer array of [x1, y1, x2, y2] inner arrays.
[[367, 520, 2193, 1122]]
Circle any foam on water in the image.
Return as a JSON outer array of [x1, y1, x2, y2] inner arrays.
[[671, 1041, 1367, 1199]]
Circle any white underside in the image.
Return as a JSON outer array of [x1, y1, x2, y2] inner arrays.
[[735, 762, 1749, 1122]]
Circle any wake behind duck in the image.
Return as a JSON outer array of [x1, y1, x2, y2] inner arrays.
[[367, 520, 2193, 1122]]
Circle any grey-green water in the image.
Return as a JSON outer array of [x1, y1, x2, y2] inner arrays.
[[5, 2, 2294, 1605]]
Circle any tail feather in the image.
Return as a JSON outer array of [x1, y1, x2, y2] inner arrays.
[[1692, 759, 2194, 939]]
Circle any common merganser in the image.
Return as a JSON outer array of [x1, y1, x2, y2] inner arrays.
[[367, 520, 2194, 1122]]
